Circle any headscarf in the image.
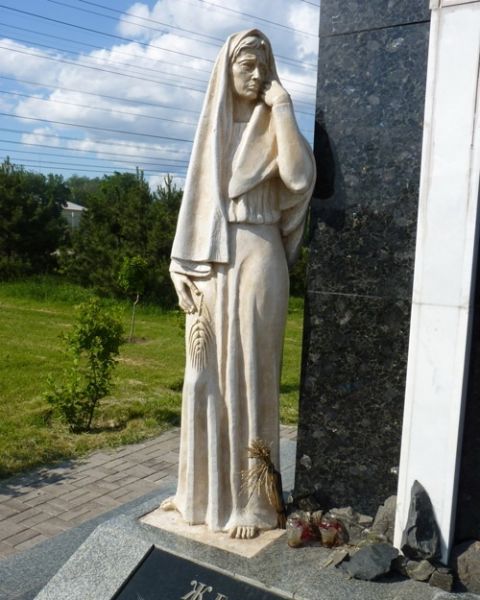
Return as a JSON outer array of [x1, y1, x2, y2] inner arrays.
[[171, 29, 315, 266]]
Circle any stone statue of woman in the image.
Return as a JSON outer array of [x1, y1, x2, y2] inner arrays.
[[161, 29, 315, 539]]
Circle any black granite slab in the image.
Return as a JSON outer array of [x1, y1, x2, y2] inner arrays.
[[455, 248, 480, 543], [296, 1, 430, 516], [114, 547, 285, 600], [296, 291, 410, 515], [320, 0, 430, 36]]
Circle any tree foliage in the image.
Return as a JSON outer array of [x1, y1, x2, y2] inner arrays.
[[0, 159, 308, 304], [59, 172, 181, 306], [0, 158, 69, 278]]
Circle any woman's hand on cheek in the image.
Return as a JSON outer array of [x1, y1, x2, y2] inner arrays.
[[262, 80, 290, 107]]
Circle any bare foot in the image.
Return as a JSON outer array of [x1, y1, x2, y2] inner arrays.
[[229, 525, 259, 539], [160, 497, 177, 511]]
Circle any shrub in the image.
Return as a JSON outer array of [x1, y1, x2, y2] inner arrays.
[[45, 297, 125, 432]]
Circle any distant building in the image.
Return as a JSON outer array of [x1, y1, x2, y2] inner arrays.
[[62, 201, 85, 229]]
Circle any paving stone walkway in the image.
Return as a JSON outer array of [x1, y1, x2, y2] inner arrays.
[[0, 425, 297, 560]]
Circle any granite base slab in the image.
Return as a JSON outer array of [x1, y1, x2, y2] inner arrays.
[[28, 490, 480, 600], [141, 506, 285, 558]]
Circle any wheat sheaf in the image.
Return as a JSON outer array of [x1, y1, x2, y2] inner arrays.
[[241, 439, 287, 529], [187, 294, 213, 371]]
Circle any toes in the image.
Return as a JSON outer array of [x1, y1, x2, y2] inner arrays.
[[229, 525, 259, 539], [160, 497, 176, 511]]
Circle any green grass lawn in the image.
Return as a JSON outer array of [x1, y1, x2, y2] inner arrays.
[[0, 277, 304, 479]]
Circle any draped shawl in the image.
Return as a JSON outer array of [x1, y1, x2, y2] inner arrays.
[[171, 29, 315, 266]]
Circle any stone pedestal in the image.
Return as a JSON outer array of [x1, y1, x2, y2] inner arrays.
[[394, 0, 480, 563], [295, 0, 431, 516]]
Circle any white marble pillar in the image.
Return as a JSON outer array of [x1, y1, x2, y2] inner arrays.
[[394, 0, 480, 564]]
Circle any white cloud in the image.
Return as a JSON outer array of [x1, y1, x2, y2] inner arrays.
[[21, 128, 61, 146], [0, 0, 319, 181]]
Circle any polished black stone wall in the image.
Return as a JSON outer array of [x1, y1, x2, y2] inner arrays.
[[455, 251, 480, 543], [294, 0, 430, 516]]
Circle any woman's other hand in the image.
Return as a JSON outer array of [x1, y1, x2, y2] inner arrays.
[[170, 272, 200, 314]]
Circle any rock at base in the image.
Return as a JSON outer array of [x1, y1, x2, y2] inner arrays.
[[405, 559, 435, 582], [371, 495, 397, 543], [401, 480, 441, 561], [341, 543, 398, 581], [429, 569, 453, 592], [451, 540, 480, 594], [327, 506, 373, 546]]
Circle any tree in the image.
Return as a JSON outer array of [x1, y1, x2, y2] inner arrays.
[[0, 158, 69, 278], [60, 172, 181, 306], [66, 175, 101, 207], [118, 255, 148, 342], [59, 170, 152, 295]]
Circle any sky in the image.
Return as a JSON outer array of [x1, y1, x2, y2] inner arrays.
[[0, 0, 320, 190]]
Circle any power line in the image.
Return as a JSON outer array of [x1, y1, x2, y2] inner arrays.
[[0, 127, 193, 156], [68, 0, 316, 71], [0, 21, 214, 77], [0, 3, 316, 72], [0, 111, 194, 143], [0, 31, 214, 87], [0, 74, 202, 116], [188, 0, 318, 42], [1, 159, 185, 176], [0, 31, 316, 97], [80, 0, 320, 39], [0, 44, 207, 94], [2, 155, 187, 172], [0, 138, 190, 164], [298, 0, 321, 6], [0, 21, 316, 91], [78, 0, 224, 43], [0, 147, 188, 168], [0, 4, 216, 66], [0, 45, 315, 112], [47, 0, 222, 48], [0, 90, 198, 127]]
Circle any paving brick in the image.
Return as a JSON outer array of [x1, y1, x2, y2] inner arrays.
[[2, 498, 30, 512], [3, 526, 42, 547], [15, 511, 51, 529], [61, 489, 105, 509], [10, 506, 43, 524], [0, 503, 21, 520], [0, 540, 15, 552], [73, 471, 118, 486], [22, 493, 51, 508], [0, 520, 27, 542], [89, 495, 121, 509], [13, 532, 49, 552], [102, 474, 139, 486], [114, 489, 153, 503], [161, 451, 180, 464], [90, 480, 118, 492], [32, 517, 70, 537], [108, 486, 137, 500], [39, 498, 82, 516], [53, 487, 89, 503]]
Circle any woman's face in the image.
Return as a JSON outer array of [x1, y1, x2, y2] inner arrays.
[[231, 46, 268, 102]]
